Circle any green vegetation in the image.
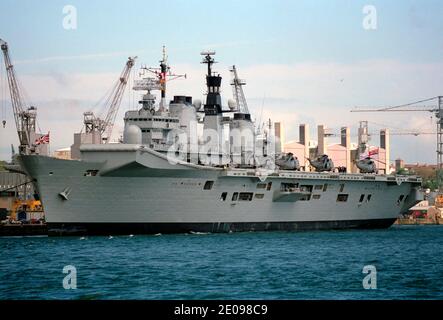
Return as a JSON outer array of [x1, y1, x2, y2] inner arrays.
[[396, 168, 411, 175], [425, 169, 443, 190], [397, 166, 442, 191], [422, 179, 439, 190]]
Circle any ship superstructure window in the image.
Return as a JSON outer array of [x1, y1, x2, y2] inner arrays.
[[367, 194, 372, 202], [257, 183, 267, 189], [281, 183, 299, 192], [323, 184, 328, 192], [131, 117, 179, 123], [312, 194, 321, 200], [359, 194, 365, 203], [339, 184, 345, 192], [220, 192, 227, 201], [203, 181, 214, 190], [232, 192, 238, 201], [337, 194, 349, 202], [267, 182, 272, 191], [300, 195, 311, 201], [300, 185, 313, 193], [255, 193, 264, 199], [314, 185, 323, 190], [84, 170, 99, 177], [238, 193, 253, 201]]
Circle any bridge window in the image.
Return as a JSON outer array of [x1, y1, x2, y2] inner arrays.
[[359, 194, 365, 203], [232, 192, 238, 201], [220, 192, 227, 201], [257, 183, 267, 189], [255, 193, 264, 199], [314, 185, 323, 190], [339, 184, 345, 192], [337, 194, 348, 202], [312, 194, 321, 200], [367, 194, 372, 202]]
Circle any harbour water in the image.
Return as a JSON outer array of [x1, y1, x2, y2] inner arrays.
[[0, 225, 442, 300]]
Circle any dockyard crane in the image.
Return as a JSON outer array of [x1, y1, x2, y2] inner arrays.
[[230, 65, 249, 114], [351, 96, 443, 189], [0, 38, 37, 154], [84, 56, 137, 143]]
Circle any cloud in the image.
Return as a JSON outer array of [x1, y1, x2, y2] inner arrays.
[[1, 59, 441, 163], [14, 50, 145, 65]]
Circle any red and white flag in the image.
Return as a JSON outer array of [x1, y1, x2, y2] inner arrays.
[[369, 147, 379, 157], [35, 132, 50, 145], [360, 146, 379, 160]]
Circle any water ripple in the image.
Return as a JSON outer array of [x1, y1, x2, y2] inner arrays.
[[0, 226, 442, 299]]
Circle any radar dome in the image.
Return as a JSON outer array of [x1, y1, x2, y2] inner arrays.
[[228, 99, 237, 110], [123, 125, 142, 144], [193, 99, 202, 111]]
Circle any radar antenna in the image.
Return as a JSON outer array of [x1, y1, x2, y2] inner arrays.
[[139, 46, 186, 111], [200, 51, 216, 76]]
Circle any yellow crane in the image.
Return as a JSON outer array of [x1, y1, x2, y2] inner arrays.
[[10, 199, 44, 222]]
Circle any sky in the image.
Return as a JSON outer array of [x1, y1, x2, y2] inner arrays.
[[1, 0, 443, 163]]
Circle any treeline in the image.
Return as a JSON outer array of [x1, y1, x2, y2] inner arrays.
[[396, 167, 441, 191]]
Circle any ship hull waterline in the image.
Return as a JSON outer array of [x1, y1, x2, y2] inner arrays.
[[19, 152, 421, 237], [47, 219, 397, 236]]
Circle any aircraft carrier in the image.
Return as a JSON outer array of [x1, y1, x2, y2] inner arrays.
[[12, 49, 422, 235]]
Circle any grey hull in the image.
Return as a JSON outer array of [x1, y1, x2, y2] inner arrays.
[[19, 152, 421, 237]]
